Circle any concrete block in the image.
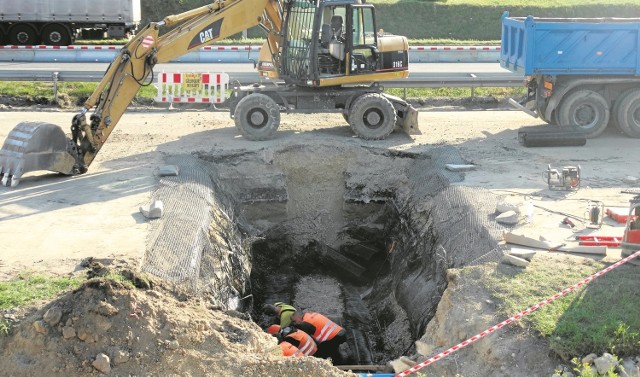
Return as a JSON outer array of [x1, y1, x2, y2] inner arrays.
[[508, 247, 538, 261], [502, 254, 530, 268], [445, 163, 476, 172], [140, 200, 164, 219], [496, 200, 520, 214], [159, 165, 179, 177], [496, 210, 519, 225]]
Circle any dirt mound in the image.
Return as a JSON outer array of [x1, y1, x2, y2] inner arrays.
[[0, 263, 352, 377]]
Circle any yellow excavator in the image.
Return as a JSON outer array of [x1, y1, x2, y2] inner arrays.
[[0, 0, 418, 187]]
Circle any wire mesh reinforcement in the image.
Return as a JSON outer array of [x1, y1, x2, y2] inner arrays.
[[142, 155, 252, 309]]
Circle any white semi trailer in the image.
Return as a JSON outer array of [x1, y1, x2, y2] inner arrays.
[[0, 0, 141, 45]]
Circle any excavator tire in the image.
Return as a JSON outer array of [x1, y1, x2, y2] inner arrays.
[[234, 93, 281, 141], [348, 93, 396, 140]]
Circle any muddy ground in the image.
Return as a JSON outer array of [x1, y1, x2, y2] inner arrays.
[[1, 103, 639, 376]]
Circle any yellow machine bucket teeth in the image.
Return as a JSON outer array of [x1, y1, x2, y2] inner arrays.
[[0, 122, 76, 187]]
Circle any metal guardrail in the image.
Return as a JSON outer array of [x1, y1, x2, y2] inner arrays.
[[0, 70, 525, 100]]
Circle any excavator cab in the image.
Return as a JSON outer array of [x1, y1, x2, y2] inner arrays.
[[259, 0, 409, 86]]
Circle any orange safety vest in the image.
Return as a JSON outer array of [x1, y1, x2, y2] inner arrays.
[[280, 341, 302, 357], [302, 312, 343, 343], [285, 330, 317, 356]]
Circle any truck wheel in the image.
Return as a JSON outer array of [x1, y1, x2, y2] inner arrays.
[[349, 93, 396, 140], [615, 89, 640, 138], [0, 26, 6, 45], [9, 24, 38, 45], [234, 93, 280, 141], [42, 24, 71, 46], [558, 89, 609, 138]]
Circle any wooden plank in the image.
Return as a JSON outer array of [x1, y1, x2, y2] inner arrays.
[[503, 233, 563, 250]]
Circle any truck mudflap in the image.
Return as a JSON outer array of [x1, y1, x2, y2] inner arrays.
[[382, 93, 421, 136], [0, 122, 76, 187]]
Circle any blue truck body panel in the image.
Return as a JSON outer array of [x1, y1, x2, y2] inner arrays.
[[500, 12, 640, 76]]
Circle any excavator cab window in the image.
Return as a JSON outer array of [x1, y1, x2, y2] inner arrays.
[[348, 5, 379, 75]]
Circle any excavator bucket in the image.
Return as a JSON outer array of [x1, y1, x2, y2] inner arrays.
[[0, 122, 76, 187]]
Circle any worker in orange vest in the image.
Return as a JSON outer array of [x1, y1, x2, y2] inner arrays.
[[266, 324, 318, 357], [290, 311, 347, 363], [263, 302, 297, 328]]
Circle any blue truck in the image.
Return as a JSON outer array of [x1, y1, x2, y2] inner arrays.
[[500, 11, 640, 138]]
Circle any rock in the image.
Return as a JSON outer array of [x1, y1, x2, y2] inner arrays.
[[496, 210, 519, 225], [496, 200, 520, 214], [552, 374, 562, 377], [389, 355, 417, 372], [564, 372, 575, 377], [93, 301, 119, 317], [594, 353, 618, 375], [140, 200, 164, 219], [78, 330, 96, 343], [621, 358, 639, 377], [502, 254, 530, 268], [114, 350, 130, 364], [415, 340, 433, 356], [33, 320, 48, 334], [43, 306, 63, 325], [167, 340, 180, 350], [92, 353, 111, 374], [62, 326, 76, 339], [159, 165, 179, 176], [582, 353, 597, 364]]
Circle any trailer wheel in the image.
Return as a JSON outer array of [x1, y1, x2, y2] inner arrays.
[[234, 93, 280, 141], [9, 24, 38, 45], [0, 26, 7, 45], [349, 93, 396, 140], [615, 89, 640, 138], [42, 24, 71, 46], [558, 89, 609, 138]]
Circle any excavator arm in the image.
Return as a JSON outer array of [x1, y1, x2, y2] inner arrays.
[[0, 0, 283, 186]]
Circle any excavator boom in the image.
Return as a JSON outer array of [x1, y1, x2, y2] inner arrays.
[[0, 0, 282, 186]]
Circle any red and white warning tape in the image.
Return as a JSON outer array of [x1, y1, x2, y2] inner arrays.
[[395, 250, 640, 377], [0, 45, 499, 52]]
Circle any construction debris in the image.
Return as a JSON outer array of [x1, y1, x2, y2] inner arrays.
[[503, 232, 607, 255], [159, 165, 180, 177], [508, 247, 539, 261]]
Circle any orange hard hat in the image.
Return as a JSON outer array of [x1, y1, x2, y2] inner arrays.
[[267, 324, 281, 334]]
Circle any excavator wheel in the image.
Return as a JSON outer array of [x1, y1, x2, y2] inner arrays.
[[348, 94, 397, 140], [0, 122, 76, 187], [234, 93, 281, 141]]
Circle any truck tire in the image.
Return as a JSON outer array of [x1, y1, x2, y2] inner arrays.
[[0, 26, 6, 45], [557, 89, 610, 138], [42, 24, 71, 46], [234, 93, 280, 141], [610, 89, 634, 134], [9, 24, 38, 45], [615, 89, 640, 138], [349, 93, 396, 140]]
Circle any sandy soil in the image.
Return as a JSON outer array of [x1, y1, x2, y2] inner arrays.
[[1, 104, 639, 376], [1, 105, 637, 276]]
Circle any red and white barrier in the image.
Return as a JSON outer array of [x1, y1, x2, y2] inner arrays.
[[155, 72, 229, 104], [395, 250, 640, 377]]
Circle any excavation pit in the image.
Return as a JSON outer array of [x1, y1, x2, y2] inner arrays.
[[141, 142, 507, 368]]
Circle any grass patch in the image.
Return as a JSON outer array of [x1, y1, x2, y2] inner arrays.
[[0, 81, 158, 106], [385, 86, 525, 99], [0, 273, 82, 310], [486, 254, 640, 359]]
